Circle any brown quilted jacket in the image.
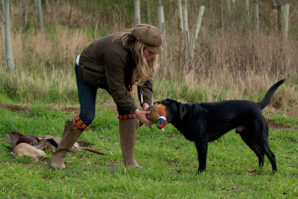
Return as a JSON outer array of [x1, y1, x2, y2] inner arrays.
[[78, 33, 153, 114]]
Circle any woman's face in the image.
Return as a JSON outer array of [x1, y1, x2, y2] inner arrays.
[[143, 49, 156, 61]]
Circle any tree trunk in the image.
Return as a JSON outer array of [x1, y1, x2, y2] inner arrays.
[[134, 0, 141, 25], [190, 6, 205, 61], [281, 4, 289, 41], [183, 0, 190, 65], [0, 0, 3, 14], [4, 0, 15, 71], [35, 0, 44, 30], [22, 0, 28, 28], [158, 0, 165, 33], [226, 0, 231, 12], [68, 0, 74, 25], [272, 0, 281, 32], [254, 0, 259, 31], [176, 0, 183, 68], [245, 0, 250, 25], [146, 1, 151, 24], [0, 0, 5, 61], [0, 23, 6, 64], [220, 0, 224, 32], [158, 0, 166, 62], [177, 0, 183, 33]]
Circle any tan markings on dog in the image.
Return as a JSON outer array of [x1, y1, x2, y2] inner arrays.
[[236, 126, 245, 132]]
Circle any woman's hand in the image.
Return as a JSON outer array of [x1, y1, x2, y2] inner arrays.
[[135, 108, 152, 126], [142, 103, 150, 110]]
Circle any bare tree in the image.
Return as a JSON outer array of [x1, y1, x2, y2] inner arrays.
[[245, 0, 250, 25], [0, 0, 6, 63], [4, 0, 15, 71], [226, 0, 231, 11], [190, 6, 205, 61], [22, 0, 28, 28], [0, 0, 3, 14], [158, 0, 166, 62], [177, 0, 183, 34], [272, 0, 282, 32], [68, 0, 74, 24], [281, 4, 289, 41], [220, 0, 224, 31], [176, 0, 184, 67], [254, 0, 259, 31], [35, 0, 44, 30], [146, 1, 151, 24], [158, 0, 165, 33], [183, 0, 190, 64], [134, 0, 141, 25]]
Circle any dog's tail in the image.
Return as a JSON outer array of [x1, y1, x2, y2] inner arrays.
[[258, 79, 285, 110]]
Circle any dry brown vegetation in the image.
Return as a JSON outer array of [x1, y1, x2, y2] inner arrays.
[[0, 0, 297, 116]]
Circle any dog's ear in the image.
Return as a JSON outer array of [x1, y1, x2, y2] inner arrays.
[[178, 104, 187, 120]]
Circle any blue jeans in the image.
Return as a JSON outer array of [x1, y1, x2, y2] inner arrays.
[[75, 64, 132, 125], [75, 64, 98, 125]]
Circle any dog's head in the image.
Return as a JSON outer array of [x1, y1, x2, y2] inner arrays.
[[154, 98, 187, 123]]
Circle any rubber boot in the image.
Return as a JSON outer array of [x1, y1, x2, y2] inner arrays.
[[119, 118, 142, 168], [51, 120, 83, 169]]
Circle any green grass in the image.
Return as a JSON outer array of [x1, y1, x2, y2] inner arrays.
[[0, 105, 297, 199]]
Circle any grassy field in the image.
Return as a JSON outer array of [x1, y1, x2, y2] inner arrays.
[[0, 103, 297, 199], [0, 1, 297, 198]]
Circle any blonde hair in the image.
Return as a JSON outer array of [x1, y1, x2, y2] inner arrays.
[[116, 30, 159, 86]]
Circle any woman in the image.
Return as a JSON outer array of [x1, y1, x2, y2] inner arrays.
[[51, 24, 162, 169]]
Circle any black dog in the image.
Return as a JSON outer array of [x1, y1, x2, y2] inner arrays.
[[156, 79, 285, 173]]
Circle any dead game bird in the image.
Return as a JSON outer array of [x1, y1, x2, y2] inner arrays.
[[146, 104, 168, 130], [4, 132, 104, 159], [4, 131, 23, 148], [12, 143, 46, 160]]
